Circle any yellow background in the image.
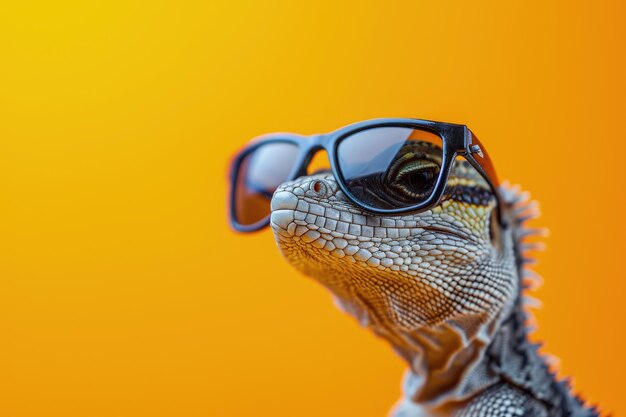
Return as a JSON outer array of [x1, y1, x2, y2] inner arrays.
[[1, 1, 625, 416]]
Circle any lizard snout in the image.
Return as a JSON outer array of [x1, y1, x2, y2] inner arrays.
[[270, 191, 298, 231], [271, 191, 298, 211]]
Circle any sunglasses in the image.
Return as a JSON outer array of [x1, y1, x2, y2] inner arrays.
[[229, 118, 505, 232]]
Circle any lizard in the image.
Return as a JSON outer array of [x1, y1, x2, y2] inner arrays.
[[266, 154, 599, 416]]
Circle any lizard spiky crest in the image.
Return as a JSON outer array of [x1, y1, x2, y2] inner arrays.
[[497, 182, 600, 417]]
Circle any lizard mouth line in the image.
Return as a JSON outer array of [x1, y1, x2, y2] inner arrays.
[[419, 225, 473, 241]]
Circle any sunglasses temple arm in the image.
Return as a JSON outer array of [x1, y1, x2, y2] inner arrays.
[[465, 131, 509, 229]]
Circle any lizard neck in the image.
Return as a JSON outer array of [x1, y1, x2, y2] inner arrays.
[[373, 295, 596, 416], [365, 301, 512, 411]]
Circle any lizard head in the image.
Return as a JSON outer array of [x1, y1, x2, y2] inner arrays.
[[269, 158, 519, 338]]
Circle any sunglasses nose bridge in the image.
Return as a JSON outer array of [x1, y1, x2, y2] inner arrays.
[[309, 133, 326, 147], [301, 141, 335, 180]]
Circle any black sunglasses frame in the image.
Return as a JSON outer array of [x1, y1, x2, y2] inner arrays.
[[229, 118, 505, 233]]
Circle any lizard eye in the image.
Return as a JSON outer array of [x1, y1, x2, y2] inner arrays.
[[387, 158, 440, 201]]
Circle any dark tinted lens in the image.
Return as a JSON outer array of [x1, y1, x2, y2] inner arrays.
[[234, 142, 299, 226], [337, 127, 443, 209]]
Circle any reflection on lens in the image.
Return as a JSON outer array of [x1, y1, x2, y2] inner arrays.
[[337, 127, 443, 209], [234, 142, 299, 226]]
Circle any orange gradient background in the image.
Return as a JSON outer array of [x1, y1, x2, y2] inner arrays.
[[1, 1, 625, 416]]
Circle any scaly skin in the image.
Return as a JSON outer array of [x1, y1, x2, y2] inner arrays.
[[268, 160, 598, 417]]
